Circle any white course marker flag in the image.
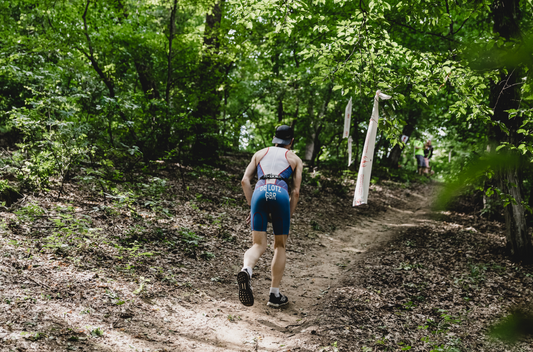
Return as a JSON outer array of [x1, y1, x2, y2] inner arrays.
[[353, 90, 391, 206], [348, 136, 353, 166], [343, 97, 352, 138]]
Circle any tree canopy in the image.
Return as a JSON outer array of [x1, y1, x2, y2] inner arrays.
[[1, 0, 532, 260]]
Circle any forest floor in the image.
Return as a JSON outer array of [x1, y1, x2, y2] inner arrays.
[[0, 153, 532, 352]]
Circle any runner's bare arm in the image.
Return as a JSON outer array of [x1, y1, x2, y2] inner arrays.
[[241, 154, 258, 206], [290, 155, 303, 215]]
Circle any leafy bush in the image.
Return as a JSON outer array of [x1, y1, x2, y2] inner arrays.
[[178, 228, 203, 255]]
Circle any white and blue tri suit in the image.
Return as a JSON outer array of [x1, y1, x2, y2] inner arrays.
[[251, 147, 293, 235]]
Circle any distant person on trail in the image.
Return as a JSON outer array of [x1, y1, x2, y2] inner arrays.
[[238, 125, 303, 307], [414, 139, 425, 175], [424, 140, 435, 176]]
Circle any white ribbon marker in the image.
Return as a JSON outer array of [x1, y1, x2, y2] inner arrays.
[[353, 90, 391, 206], [348, 136, 353, 166], [343, 97, 352, 139]]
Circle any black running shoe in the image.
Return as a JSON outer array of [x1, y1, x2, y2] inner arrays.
[[237, 269, 254, 306], [267, 292, 289, 307]]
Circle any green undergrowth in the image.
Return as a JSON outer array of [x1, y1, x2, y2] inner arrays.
[[373, 163, 435, 185], [0, 160, 251, 287], [0, 153, 426, 291]]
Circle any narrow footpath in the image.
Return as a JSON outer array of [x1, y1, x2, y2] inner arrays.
[[139, 186, 433, 352]]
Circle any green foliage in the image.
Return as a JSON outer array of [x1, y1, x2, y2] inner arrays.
[[90, 327, 104, 337], [0, 180, 9, 193], [303, 169, 321, 188], [1, 0, 532, 270], [200, 251, 215, 260], [133, 276, 150, 295], [7, 87, 92, 187], [434, 152, 521, 210], [0, 0, 530, 188], [310, 220, 321, 231], [43, 213, 97, 252], [489, 309, 533, 344], [14, 203, 45, 222], [178, 228, 203, 254], [227, 314, 241, 322]]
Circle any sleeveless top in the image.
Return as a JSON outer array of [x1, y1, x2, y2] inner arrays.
[[255, 147, 293, 192]]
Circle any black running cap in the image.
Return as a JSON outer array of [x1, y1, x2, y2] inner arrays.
[[272, 125, 294, 145]]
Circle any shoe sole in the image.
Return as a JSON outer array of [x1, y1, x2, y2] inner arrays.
[[267, 299, 289, 308], [237, 271, 254, 306]]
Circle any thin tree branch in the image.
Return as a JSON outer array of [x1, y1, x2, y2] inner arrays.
[[502, 82, 525, 90], [81, 0, 115, 98], [166, 0, 178, 104], [445, 0, 454, 36], [329, 37, 362, 78], [385, 17, 459, 43], [329, 10, 367, 78], [493, 69, 516, 113], [450, 8, 478, 36], [215, 93, 267, 121]]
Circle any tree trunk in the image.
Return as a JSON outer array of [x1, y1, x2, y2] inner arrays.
[[387, 111, 416, 169], [166, 0, 178, 105], [277, 98, 284, 122], [309, 84, 334, 166], [133, 61, 160, 101], [192, 0, 224, 164], [387, 121, 415, 168], [81, 0, 140, 148], [311, 124, 323, 167], [304, 132, 314, 161], [304, 98, 315, 161], [498, 165, 532, 260], [490, 0, 532, 262]]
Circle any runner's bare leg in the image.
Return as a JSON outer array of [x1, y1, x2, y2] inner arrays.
[[243, 231, 267, 270], [271, 235, 288, 288]]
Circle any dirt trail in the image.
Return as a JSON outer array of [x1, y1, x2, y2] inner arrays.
[[131, 187, 434, 352], [0, 181, 435, 352], [3, 174, 531, 351]]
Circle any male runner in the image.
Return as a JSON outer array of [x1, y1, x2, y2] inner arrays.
[[237, 125, 303, 307], [414, 139, 425, 175]]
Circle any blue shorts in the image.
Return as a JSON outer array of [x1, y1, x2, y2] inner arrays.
[[251, 184, 290, 235], [415, 154, 426, 167]]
